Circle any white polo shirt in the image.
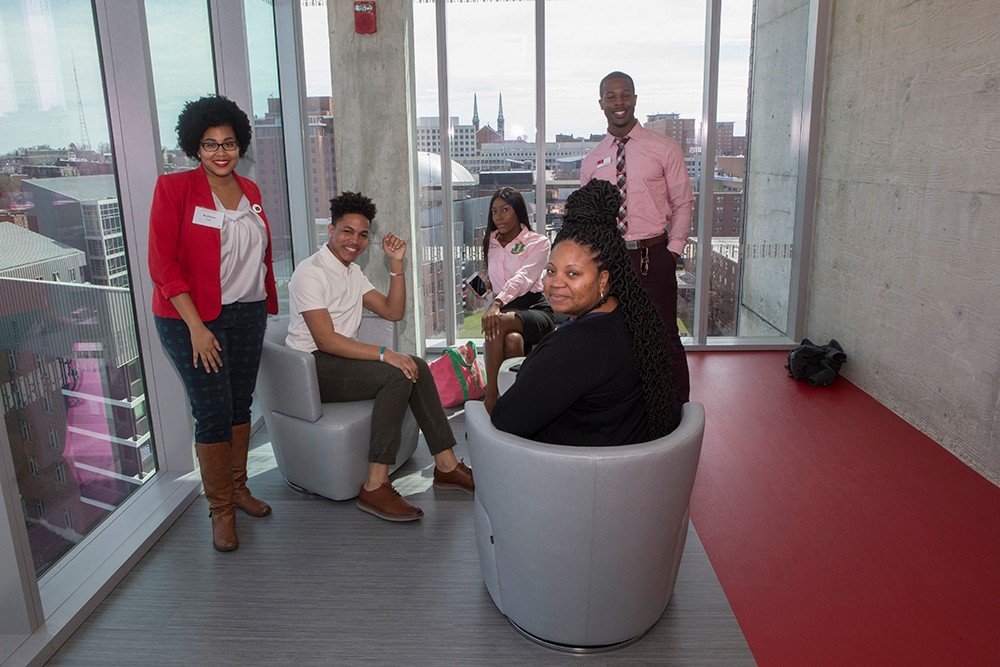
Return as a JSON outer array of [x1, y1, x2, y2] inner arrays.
[[286, 245, 375, 353]]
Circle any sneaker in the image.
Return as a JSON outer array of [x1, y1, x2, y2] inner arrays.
[[433, 459, 474, 494], [356, 483, 423, 522]]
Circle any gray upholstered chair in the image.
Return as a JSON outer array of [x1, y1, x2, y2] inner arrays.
[[255, 315, 418, 501], [496, 356, 524, 395], [465, 401, 705, 650]]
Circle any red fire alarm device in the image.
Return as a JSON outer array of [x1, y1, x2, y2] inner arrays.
[[354, 1, 377, 34]]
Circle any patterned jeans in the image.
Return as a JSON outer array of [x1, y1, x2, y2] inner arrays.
[[155, 300, 268, 443]]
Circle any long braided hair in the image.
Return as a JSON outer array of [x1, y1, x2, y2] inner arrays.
[[557, 179, 680, 437]]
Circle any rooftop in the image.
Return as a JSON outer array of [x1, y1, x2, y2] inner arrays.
[[22, 174, 118, 201], [0, 221, 85, 272]]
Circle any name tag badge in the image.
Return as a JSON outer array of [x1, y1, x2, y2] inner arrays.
[[192, 206, 224, 229], [596, 155, 613, 169]]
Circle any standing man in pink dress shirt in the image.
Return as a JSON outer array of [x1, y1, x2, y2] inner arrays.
[[580, 71, 694, 403]]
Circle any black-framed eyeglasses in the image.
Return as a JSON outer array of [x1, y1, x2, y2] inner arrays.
[[200, 140, 239, 152]]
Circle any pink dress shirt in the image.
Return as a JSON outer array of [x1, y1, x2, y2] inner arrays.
[[580, 123, 695, 256], [487, 225, 550, 307]]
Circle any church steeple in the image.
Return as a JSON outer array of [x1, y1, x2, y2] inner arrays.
[[472, 93, 480, 132], [497, 92, 505, 140]]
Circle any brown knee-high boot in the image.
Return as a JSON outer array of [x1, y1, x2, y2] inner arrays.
[[195, 443, 239, 552], [231, 422, 272, 517]]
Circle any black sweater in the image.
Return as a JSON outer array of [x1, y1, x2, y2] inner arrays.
[[491, 307, 648, 446]]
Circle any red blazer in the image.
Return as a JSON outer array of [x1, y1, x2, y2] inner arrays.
[[148, 167, 279, 320]]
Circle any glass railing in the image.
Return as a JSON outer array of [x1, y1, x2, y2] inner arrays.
[[0, 276, 155, 576]]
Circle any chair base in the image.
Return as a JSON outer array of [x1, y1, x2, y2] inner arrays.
[[284, 477, 314, 495], [507, 618, 650, 654]]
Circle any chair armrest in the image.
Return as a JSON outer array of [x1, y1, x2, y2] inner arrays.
[[358, 314, 398, 349], [497, 356, 524, 396], [258, 318, 324, 422]]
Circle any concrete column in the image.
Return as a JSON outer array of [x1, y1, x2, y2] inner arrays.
[[328, 1, 422, 354]]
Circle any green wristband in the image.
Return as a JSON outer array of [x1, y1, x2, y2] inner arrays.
[[379, 346, 386, 362]]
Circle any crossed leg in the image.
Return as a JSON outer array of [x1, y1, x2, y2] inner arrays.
[[484, 311, 525, 413]]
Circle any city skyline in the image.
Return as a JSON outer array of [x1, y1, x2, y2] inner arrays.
[[407, 0, 753, 142], [305, 0, 754, 142], [0, 0, 753, 154]]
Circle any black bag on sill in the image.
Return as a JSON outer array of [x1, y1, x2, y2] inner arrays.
[[786, 339, 847, 387]]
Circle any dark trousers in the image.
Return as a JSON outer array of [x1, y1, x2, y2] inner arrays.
[[627, 244, 691, 404], [155, 301, 268, 443], [312, 352, 456, 465]]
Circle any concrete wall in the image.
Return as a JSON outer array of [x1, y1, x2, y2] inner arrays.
[[329, 1, 422, 353], [740, 0, 810, 337], [808, 0, 1000, 485]]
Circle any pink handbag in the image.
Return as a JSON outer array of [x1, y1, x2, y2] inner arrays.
[[429, 341, 487, 407]]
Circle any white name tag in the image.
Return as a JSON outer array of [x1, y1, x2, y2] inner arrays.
[[596, 156, 612, 168], [192, 206, 224, 229]]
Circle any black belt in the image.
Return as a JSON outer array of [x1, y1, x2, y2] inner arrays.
[[624, 233, 667, 250]]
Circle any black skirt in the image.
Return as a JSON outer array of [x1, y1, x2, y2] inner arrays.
[[502, 291, 557, 351]]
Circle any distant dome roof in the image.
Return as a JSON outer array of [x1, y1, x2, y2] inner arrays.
[[417, 151, 476, 187]]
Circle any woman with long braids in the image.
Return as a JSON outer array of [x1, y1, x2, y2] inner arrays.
[[477, 187, 557, 413], [491, 179, 679, 444]]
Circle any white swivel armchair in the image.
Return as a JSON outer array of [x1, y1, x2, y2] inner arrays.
[[465, 400, 705, 650], [255, 315, 418, 501]]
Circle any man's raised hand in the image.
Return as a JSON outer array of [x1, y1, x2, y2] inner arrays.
[[382, 233, 407, 262]]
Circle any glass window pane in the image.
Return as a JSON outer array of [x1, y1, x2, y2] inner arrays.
[[0, 0, 157, 577], [301, 0, 338, 252], [701, 0, 753, 337], [414, 0, 536, 349], [144, 0, 215, 158], [449, 0, 536, 343], [413, 1, 444, 344], [737, 0, 806, 337], [245, 0, 294, 314], [545, 0, 704, 342]]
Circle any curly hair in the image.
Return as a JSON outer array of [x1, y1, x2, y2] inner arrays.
[[481, 187, 532, 273], [175, 95, 252, 159], [330, 191, 377, 224], [557, 179, 679, 438]]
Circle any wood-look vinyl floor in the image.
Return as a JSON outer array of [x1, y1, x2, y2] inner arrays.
[[47, 410, 755, 666]]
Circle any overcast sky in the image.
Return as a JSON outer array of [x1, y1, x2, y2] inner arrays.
[[304, 0, 752, 141], [0, 0, 110, 154], [0, 0, 752, 155]]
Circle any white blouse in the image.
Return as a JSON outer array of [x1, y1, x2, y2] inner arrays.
[[216, 193, 268, 305]]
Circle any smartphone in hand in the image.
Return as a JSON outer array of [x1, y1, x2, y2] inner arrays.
[[466, 274, 489, 299]]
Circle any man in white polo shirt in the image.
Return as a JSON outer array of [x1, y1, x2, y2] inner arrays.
[[286, 191, 473, 522]]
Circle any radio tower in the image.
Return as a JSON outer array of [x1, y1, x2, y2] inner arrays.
[[72, 54, 91, 151]]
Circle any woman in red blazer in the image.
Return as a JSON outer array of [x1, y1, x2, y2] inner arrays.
[[149, 95, 278, 552]]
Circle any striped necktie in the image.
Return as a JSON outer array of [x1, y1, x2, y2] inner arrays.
[[614, 136, 630, 234]]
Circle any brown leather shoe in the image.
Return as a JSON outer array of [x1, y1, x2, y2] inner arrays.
[[357, 483, 424, 522], [433, 459, 474, 494]]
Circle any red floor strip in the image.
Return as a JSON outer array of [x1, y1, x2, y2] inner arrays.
[[688, 351, 1000, 667]]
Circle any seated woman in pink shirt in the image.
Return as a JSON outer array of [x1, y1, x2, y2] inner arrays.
[[478, 188, 556, 413]]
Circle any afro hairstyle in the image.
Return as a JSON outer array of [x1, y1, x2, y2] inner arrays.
[[175, 95, 253, 159]]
